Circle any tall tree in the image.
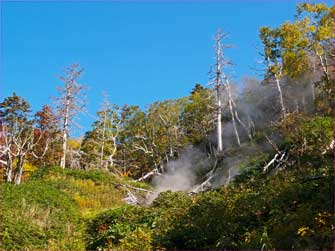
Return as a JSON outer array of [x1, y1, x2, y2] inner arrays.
[[210, 30, 241, 149], [81, 95, 121, 170], [54, 64, 86, 168], [259, 27, 287, 118], [295, 3, 334, 113], [296, 3, 334, 83]]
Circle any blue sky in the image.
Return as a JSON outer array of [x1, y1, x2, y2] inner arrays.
[[1, 0, 332, 136]]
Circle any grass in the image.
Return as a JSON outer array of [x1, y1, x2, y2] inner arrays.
[[0, 166, 150, 250]]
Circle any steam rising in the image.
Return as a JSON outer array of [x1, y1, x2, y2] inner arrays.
[[148, 73, 320, 201]]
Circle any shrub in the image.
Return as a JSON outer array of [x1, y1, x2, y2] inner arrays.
[[0, 181, 84, 250]]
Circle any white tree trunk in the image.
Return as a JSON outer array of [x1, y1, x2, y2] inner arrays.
[[217, 99, 223, 152], [226, 79, 240, 146], [60, 86, 71, 169], [60, 124, 68, 168], [60, 131, 67, 168], [5, 155, 13, 182], [100, 108, 107, 169], [275, 76, 286, 118], [229, 99, 240, 146]]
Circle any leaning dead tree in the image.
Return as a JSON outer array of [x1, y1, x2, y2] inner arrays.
[[114, 183, 155, 205], [263, 134, 289, 173], [54, 64, 86, 169], [191, 158, 218, 193]]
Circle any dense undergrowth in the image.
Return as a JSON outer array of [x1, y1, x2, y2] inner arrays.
[[0, 114, 333, 250], [0, 167, 148, 250], [86, 165, 333, 250], [85, 114, 334, 250]]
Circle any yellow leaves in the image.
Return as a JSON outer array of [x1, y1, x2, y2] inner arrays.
[[279, 21, 309, 50], [282, 50, 309, 78], [297, 3, 329, 15], [297, 226, 314, 236], [22, 162, 38, 180], [117, 228, 153, 251], [74, 194, 100, 210], [244, 231, 253, 244], [261, 3, 333, 79], [315, 212, 331, 228], [297, 212, 332, 238], [121, 170, 131, 177], [68, 137, 82, 150], [316, 25, 334, 41]]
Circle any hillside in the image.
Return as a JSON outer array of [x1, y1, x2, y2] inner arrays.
[[0, 113, 333, 250], [0, 2, 334, 250], [85, 114, 334, 250], [0, 167, 149, 250]]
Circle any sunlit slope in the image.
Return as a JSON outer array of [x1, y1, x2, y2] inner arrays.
[[0, 166, 149, 250]]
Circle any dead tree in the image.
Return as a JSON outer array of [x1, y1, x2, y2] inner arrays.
[[210, 30, 225, 152], [54, 64, 86, 169], [0, 124, 49, 184], [99, 93, 109, 169], [210, 30, 244, 148], [263, 134, 289, 172], [223, 73, 241, 146], [96, 93, 121, 169]]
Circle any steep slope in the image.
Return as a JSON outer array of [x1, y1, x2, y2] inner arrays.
[[85, 114, 334, 250]]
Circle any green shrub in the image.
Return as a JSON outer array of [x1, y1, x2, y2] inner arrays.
[[279, 115, 334, 157], [0, 181, 84, 250]]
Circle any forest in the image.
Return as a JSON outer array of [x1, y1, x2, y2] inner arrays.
[[0, 2, 334, 250]]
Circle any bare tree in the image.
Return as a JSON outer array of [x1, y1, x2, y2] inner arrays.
[[82, 94, 122, 170], [0, 93, 49, 184], [0, 123, 49, 184], [210, 30, 242, 149], [99, 94, 108, 168], [54, 64, 87, 169], [210, 31, 225, 152]]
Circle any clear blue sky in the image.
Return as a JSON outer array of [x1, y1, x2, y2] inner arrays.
[[1, 0, 332, 136]]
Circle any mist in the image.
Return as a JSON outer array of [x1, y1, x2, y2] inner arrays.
[[147, 71, 321, 201]]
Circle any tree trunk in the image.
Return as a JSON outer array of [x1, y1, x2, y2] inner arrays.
[[217, 98, 223, 152], [5, 154, 13, 182], [100, 107, 107, 169], [226, 81, 240, 146], [60, 87, 70, 169], [14, 155, 24, 185], [60, 132, 67, 168], [302, 95, 307, 113], [229, 99, 240, 146], [274, 76, 286, 118]]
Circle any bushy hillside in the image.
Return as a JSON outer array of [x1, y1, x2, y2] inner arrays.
[[0, 2, 333, 250], [0, 167, 149, 250], [85, 114, 334, 250]]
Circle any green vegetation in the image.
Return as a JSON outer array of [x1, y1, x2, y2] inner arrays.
[[0, 2, 334, 250], [86, 119, 334, 249], [0, 167, 148, 250]]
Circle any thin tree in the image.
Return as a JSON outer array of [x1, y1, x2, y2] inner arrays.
[[210, 30, 241, 150], [259, 27, 287, 118], [97, 94, 121, 169], [54, 64, 87, 169]]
